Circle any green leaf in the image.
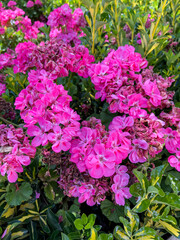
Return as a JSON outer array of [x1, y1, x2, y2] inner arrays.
[[89, 227, 98, 240], [68, 232, 81, 240], [39, 216, 50, 233], [150, 164, 167, 186], [61, 233, 70, 240], [44, 184, 55, 201], [154, 193, 180, 209], [133, 169, 149, 192], [168, 174, 180, 194], [159, 220, 180, 238], [97, 233, 113, 240], [11, 229, 28, 240], [5, 183, 32, 206], [135, 227, 163, 239], [48, 230, 60, 240], [47, 209, 62, 231], [125, 206, 139, 233], [84, 214, 96, 229], [100, 200, 124, 223], [129, 182, 144, 197], [95, 21, 105, 31], [119, 217, 131, 237], [29, 221, 37, 240], [147, 186, 165, 197], [113, 226, 129, 240], [74, 219, 84, 230], [133, 199, 150, 213], [68, 83, 77, 96], [81, 213, 88, 225], [160, 215, 177, 225]]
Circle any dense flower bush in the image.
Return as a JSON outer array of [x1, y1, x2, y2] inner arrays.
[[0, 0, 180, 239]]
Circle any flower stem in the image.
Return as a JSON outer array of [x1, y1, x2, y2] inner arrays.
[[0, 116, 20, 128]]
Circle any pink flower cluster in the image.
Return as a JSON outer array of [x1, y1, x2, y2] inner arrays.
[[26, 0, 42, 8], [70, 117, 131, 178], [47, 4, 86, 43], [15, 69, 80, 153], [58, 153, 131, 206], [163, 127, 180, 171], [89, 46, 175, 118], [13, 39, 94, 78], [0, 74, 6, 95], [15, 16, 44, 40], [109, 113, 165, 163], [145, 14, 154, 29], [160, 106, 180, 129], [0, 49, 15, 70], [0, 124, 36, 182], [0, 1, 44, 40]]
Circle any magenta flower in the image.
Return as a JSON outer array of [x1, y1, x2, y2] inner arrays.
[[129, 139, 148, 163], [0, 27, 5, 34], [35, 0, 42, 6], [86, 143, 116, 179], [27, 118, 52, 147], [26, 1, 34, 8], [168, 153, 180, 171], [7, 1, 17, 7], [112, 173, 132, 205], [48, 125, 71, 153]]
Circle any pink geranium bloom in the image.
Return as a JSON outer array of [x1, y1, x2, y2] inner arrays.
[[0, 83, 6, 95], [26, 1, 34, 8], [27, 118, 52, 147], [129, 139, 148, 163], [86, 143, 116, 178], [35, 0, 42, 5], [106, 130, 130, 164], [168, 155, 178, 168], [0, 27, 5, 34], [78, 184, 95, 206], [7, 1, 17, 7], [48, 125, 71, 153], [165, 128, 179, 154], [112, 173, 132, 205], [143, 80, 162, 107], [109, 115, 134, 130]]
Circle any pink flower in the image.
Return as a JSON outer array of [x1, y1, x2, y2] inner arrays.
[[78, 184, 95, 206], [0, 27, 5, 34], [112, 172, 132, 205], [106, 130, 130, 164], [7, 1, 17, 7], [35, 0, 42, 6], [164, 128, 179, 154], [109, 115, 134, 130], [0, 83, 6, 95], [168, 153, 180, 171], [86, 143, 116, 178], [27, 118, 52, 147], [129, 139, 148, 163], [26, 1, 34, 8], [48, 125, 71, 153]]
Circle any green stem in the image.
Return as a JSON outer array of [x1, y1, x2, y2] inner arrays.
[[114, 0, 120, 46], [67, 71, 73, 89], [131, 29, 134, 44], [92, 3, 99, 55], [0, 116, 20, 128], [151, 0, 167, 40]]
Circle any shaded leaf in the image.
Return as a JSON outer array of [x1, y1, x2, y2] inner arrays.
[[5, 183, 32, 206], [100, 200, 124, 223]]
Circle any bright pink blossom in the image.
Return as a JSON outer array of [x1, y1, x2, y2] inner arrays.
[[26, 1, 34, 8]]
